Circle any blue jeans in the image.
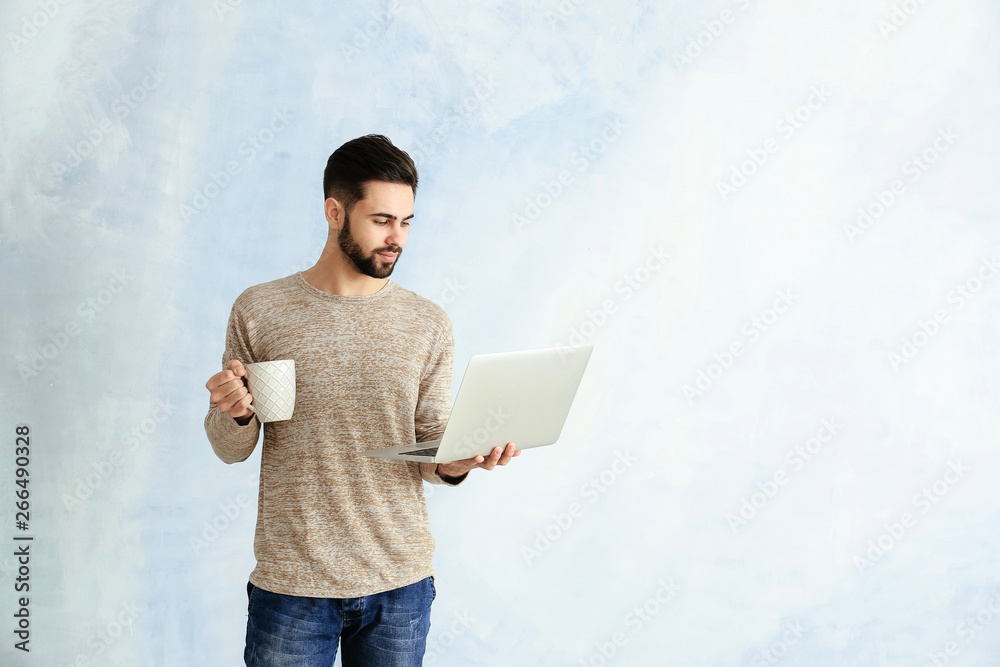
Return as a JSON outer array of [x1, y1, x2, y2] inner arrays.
[[244, 577, 436, 667]]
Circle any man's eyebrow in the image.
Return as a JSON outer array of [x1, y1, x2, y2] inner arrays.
[[368, 212, 414, 221]]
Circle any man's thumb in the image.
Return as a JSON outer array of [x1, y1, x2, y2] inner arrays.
[[231, 359, 244, 375]]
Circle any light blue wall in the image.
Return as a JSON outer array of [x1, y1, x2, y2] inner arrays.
[[2, 0, 999, 664]]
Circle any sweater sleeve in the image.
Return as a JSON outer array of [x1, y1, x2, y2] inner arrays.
[[204, 299, 261, 464], [415, 313, 465, 486]]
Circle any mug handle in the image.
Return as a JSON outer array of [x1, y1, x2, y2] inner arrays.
[[242, 376, 256, 415]]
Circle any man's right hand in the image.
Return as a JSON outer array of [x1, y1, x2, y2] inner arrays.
[[206, 359, 255, 425]]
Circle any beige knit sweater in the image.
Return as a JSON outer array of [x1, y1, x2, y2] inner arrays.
[[204, 271, 464, 598]]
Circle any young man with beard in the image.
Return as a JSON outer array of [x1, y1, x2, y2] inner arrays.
[[203, 134, 519, 666]]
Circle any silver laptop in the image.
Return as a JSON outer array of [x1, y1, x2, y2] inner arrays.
[[356, 344, 594, 463]]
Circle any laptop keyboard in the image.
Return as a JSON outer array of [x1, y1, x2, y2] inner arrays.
[[401, 447, 439, 457]]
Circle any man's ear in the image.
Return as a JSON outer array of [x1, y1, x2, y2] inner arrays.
[[324, 198, 342, 226]]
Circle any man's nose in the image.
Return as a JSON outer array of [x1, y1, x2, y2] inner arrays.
[[385, 229, 404, 248]]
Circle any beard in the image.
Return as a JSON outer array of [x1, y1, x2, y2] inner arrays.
[[337, 210, 402, 279]]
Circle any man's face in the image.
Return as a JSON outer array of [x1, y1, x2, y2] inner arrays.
[[335, 180, 413, 279]]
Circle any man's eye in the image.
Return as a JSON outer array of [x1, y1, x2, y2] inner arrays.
[[375, 220, 389, 225]]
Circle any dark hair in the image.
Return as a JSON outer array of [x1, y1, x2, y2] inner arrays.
[[322, 134, 418, 213]]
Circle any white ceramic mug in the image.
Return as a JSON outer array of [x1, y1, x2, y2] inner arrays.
[[244, 360, 296, 422]]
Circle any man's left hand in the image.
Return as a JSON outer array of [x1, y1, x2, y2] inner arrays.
[[437, 442, 520, 481]]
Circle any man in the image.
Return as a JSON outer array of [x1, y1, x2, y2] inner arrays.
[[203, 134, 519, 666]]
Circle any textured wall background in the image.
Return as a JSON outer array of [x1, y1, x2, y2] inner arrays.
[[2, 0, 999, 665]]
